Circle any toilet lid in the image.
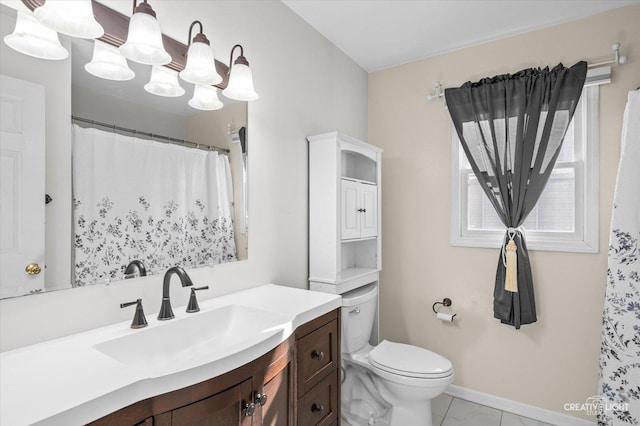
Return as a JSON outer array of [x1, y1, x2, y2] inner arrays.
[[369, 340, 453, 379]]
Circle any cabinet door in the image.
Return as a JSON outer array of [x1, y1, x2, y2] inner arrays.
[[341, 179, 360, 240], [259, 363, 290, 426], [169, 378, 253, 426], [359, 183, 377, 238]]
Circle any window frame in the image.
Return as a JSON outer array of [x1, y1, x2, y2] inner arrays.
[[449, 83, 600, 253]]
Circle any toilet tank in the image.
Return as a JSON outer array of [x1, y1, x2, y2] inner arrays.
[[341, 283, 378, 354]]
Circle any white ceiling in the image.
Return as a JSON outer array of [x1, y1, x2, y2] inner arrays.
[[282, 0, 639, 72]]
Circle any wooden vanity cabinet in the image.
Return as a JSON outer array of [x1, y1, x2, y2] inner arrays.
[[88, 308, 340, 426]]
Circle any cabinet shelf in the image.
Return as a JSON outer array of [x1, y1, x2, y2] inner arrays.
[[340, 176, 376, 186], [340, 267, 380, 282], [342, 236, 377, 243]]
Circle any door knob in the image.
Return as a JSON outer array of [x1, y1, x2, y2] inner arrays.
[[242, 402, 256, 416], [25, 263, 42, 275], [255, 392, 268, 406]]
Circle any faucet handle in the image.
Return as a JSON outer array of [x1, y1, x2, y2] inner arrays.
[[186, 286, 209, 313], [120, 299, 148, 329]]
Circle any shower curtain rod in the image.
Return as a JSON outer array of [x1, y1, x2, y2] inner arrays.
[[426, 41, 628, 101], [71, 116, 230, 154]]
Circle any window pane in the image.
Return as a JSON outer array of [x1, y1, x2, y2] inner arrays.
[[523, 168, 575, 231], [459, 142, 470, 168], [556, 119, 575, 163], [467, 176, 503, 230], [458, 118, 574, 169], [467, 168, 575, 232]]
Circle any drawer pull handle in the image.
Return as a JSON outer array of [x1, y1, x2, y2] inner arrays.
[[311, 403, 324, 415], [242, 402, 256, 416], [255, 392, 268, 406], [312, 350, 325, 361]]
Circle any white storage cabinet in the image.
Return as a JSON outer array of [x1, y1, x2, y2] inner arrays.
[[308, 132, 383, 295]]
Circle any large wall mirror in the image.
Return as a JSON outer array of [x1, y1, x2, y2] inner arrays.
[[0, 4, 248, 300]]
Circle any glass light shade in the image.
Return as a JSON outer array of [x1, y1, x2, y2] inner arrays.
[[179, 41, 222, 85], [34, 0, 104, 39], [222, 62, 258, 101], [189, 85, 223, 111], [85, 40, 135, 81], [144, 65, 185, 97], [3, 10, 68, 60], [119, 12, 171, 65]]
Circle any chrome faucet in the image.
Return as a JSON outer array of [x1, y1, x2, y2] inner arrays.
[[158, 266, 193, 320], [124, 260, 147, 278]]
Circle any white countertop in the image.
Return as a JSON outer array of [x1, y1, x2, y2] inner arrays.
[[0, 284, 341, 426]]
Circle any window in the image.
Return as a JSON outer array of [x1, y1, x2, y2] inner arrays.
[[450, 83, 600, 253]]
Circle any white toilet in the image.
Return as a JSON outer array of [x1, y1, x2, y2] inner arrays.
[[341, 283, 454, 426]]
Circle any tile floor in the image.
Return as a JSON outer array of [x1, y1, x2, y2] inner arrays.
[[341, 394, 555, 426]]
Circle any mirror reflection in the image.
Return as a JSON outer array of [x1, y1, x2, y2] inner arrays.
[[0, 5, 248, 300]]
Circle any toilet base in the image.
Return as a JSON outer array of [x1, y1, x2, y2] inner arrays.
[[388, 400, 432, 426], [342, 358, 443, 426], [342, 400, 433, 426], [342, 362, 391, 425], [342, 406, 390, 426]]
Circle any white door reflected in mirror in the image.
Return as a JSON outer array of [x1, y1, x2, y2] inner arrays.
[[0, 74, 46, 298]]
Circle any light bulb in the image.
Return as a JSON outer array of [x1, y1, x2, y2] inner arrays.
[[3, 10, 68, 60], [34, 0, 104, 39], [144, 65, 185, 97]]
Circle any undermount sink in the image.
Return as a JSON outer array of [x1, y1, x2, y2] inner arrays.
[[93, 304, 289, 376]]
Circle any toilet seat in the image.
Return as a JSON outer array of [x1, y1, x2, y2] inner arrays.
[[369, 340, 453, 379]]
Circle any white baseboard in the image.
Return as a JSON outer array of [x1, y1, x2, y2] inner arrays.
[[445, 385, 597, 426]]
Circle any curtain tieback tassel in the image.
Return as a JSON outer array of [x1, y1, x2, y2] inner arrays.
[[505, 238, 518, 292]]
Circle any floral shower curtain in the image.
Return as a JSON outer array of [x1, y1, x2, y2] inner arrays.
[[598, 90, 640, 425], [72, 125, 236, 286]]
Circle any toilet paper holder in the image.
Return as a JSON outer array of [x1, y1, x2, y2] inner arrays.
[[432, 298, 454, 315]]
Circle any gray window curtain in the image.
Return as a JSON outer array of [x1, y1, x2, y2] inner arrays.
[[444, 62, 587, 329]]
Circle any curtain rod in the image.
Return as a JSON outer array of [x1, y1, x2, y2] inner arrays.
[[587, 42, 628, 69], [71, 116, 230, 154], [426, 41, 628, 101]]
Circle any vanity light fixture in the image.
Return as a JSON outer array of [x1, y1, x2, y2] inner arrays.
[[222, 44, 259, 102], [119, 0, 171, 66], [144, 65, 185, 97], [85, 40, 135, 81], [189, 84, 224, 111], [33, 0, 104, 39], [180, 21, 222, 85], [8, 0, 260, 109], [4, 10, 68, 60]]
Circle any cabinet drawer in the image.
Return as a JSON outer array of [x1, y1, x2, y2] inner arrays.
[[297, 372, 338, 426], [297, 319, 338, 394]]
